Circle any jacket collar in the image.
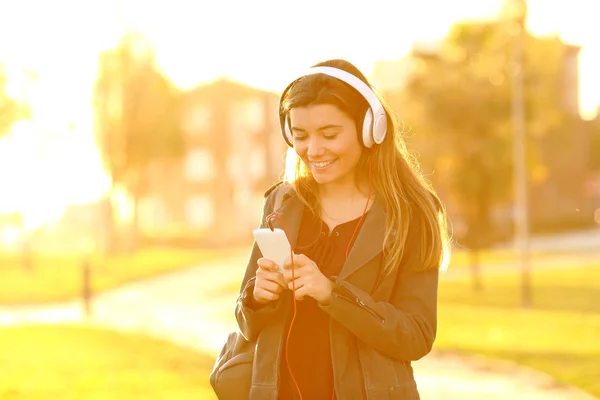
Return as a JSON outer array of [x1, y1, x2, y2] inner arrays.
[[266, 187, 387, 280], [340, 198, 386, 279]]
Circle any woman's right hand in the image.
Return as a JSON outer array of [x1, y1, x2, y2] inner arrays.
[[253, 257, 287, 304]]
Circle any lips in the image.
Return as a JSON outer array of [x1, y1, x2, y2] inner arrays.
[[310, 159, 337, 170]]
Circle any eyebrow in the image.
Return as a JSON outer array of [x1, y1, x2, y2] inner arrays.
[[290, 124, 343, 132]]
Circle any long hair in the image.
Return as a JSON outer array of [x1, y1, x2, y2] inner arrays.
[[280, 59, 450, 275]]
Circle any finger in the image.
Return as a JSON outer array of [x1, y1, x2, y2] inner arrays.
[[286, 252, 311, 269], [288, 253, 313, 269], [257, 266, 282, 278], [283, 255, 296, 269], [254, 287, 280, 302], [282, 270, 292, 284], [283, 266, 304, 283], [259, 279, 284, 294], [288, 277, 305, 292], [293, 285, 307, 301], [257, 257, 279, 271], [262, 271, 287, 289], [294, 253, 307, 263]]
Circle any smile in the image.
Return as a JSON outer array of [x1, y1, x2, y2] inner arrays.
[[311, 159, 337, 169]]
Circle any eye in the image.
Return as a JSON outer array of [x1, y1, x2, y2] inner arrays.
[[293, 135, 307, 141], [322, 130, 340, 140]]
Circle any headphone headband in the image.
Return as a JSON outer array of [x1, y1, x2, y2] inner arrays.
[[278, 66, 387, 148]]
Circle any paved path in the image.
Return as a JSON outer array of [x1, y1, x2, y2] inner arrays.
[[494, 228, 600, 253], [0, 250, 598, 400]]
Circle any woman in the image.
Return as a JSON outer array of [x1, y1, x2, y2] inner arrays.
[[224, 59, 449, 400]]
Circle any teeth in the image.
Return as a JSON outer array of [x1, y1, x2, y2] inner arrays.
[[312, 160, 334, 168]]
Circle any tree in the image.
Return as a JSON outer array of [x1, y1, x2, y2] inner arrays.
[[93, 31, 184, 252], [0, 64, 30, 138], [403, 20, 575, 290], [590, 118, 600, 171]]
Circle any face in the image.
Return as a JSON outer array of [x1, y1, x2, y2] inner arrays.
[[289, 103, 363, 187]]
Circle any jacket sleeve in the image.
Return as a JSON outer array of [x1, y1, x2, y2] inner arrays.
[[234, 187, 285, 342], [319, 258, 439, 362]]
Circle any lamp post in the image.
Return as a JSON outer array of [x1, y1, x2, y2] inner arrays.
[[504, 0, 532, 307], [79, 237, 95, 319]]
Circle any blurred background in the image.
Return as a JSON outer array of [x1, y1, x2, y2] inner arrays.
[[0, 0, 599, 399]]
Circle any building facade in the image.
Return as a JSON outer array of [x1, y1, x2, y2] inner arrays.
[[138, 79, 288, 245]]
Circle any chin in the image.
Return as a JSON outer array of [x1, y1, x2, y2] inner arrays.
[[312, 175, 334, 185], [311, 171, 349, 186]]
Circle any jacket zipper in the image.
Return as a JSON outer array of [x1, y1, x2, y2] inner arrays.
[[336, 282, 385, 323]]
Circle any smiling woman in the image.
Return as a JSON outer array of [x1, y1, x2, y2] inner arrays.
[[213, 59, 451, 400]]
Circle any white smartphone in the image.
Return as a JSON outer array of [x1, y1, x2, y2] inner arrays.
[[253, 228, 292, 273]]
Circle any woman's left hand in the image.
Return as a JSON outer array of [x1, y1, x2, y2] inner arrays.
[[283, 253, 333, 305]]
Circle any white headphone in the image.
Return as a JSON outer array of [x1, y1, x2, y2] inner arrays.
[[278, 66, 388, 148]]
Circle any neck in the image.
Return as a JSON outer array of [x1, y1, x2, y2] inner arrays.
[[316, 178, 374, 226], [317, 179, 369, 203]]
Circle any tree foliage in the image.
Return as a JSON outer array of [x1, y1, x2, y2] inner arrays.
[[403, 20, 576, 249], [93, 31, 184, 190], [93, 31, 184, 251]]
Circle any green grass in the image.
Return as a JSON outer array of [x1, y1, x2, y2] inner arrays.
[[0, 324, 217, 400], [0, 247, 242, 305], [436, 264, 600, 397], [446, 247, 579, 269]]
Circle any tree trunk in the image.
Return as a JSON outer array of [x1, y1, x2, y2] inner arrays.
[[129, 189, 140, 253], [20, 235, 34, 273], [464, 156, 493, 292], [101, 190, 119, 256], [468, 248, 484, 292], [126, 170, 143, 253]]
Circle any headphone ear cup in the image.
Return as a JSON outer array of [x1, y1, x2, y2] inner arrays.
[[372, 111, 387, 145], [362, 109, 374, 148], [283, 115, 294, 147]]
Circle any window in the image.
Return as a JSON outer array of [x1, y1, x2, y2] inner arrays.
[[234, 186, 252, 208], [183, 105, 211, 136], [229, 98, 265, 137], [227, 153, 242, 180], [242, 98, 266, 134], [225, 147, 267, 182], [249, 147, 266, 179], [138, 196, 167, 230], [185, 148, 213, 182], [185, 195, 213, 228]]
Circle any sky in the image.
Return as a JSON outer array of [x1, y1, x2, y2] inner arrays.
[[0, 0, 598, 228]]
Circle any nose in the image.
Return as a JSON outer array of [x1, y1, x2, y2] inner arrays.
[[306, 137, 325, 158]]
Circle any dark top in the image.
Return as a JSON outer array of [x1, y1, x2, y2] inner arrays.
[[278, 206, 365, 400]]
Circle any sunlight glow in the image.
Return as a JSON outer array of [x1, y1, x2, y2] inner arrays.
[[284, 149, 298, 183], [0, 0, 598, 229]]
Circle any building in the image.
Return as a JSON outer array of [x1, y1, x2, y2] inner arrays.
[[137, 78, 288, 246]]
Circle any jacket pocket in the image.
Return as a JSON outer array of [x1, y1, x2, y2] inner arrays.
[[365, 384, 419, 400], [358, 344, 420, 400], [390, 385, 420, 399]]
